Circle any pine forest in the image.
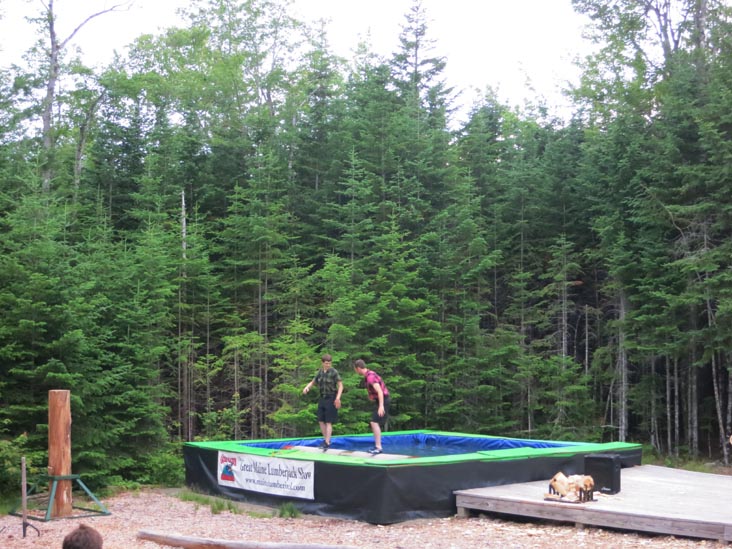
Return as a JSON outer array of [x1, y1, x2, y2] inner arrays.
[[1, 0, 731, 493]]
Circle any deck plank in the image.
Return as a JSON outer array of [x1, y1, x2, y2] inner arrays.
[[454, 465, 732, 542]]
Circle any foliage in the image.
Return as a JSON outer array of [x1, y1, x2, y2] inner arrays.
[[0, 433, 36, 501], [0, 0, 731, 497], [133, 443, 185, 488], [277, 501, 301, 518], [178, 489, 241, 515]]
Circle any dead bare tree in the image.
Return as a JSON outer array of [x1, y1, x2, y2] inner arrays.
[[37, 0, 132, 192]]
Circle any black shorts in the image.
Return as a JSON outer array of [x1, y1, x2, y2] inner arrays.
[[371, 396, 390, 427], [317, 396, 338, 424]]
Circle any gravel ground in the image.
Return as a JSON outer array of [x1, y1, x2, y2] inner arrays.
[[0, 489, 726, 549]]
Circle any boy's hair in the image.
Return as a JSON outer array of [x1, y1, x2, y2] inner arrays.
[[321, 354, 332, 362], [63, 524, 103, 549], [353, 359, 366, 369]]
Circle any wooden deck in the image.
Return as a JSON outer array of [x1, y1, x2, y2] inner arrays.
[[454, 465, 732, 542]]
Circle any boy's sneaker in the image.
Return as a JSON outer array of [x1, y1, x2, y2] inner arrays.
[[368, 447, 383, 455], [318, 440, 330, 449]]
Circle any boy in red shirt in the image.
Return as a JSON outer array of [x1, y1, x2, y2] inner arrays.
[[353, 359, 390, 454]]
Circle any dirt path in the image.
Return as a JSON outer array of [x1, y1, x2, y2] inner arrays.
[[0, 488, 725, 548]]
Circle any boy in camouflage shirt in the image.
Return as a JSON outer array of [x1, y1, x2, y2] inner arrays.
[[303, 354, 343, 449]]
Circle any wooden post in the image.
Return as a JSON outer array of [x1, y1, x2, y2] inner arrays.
[[137, 530, 359, 549], [21, 457, 27, 533], [48, 390, 72, 517]]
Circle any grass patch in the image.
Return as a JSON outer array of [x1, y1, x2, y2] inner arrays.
[[177, 489, 241, 515], [177, 489, 212, 506], [663, 458, 716, 473], [247, 510, 275, 518], [0, 498, 18, 516], [175, 489, 290, 518], [210, 498, 240, 515], [277, 501, 301, 518], [640, 445, 727, 474]]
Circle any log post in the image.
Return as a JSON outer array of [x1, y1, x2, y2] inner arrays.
[[48, 390, 72, 517], [137, 530, 359, 549]]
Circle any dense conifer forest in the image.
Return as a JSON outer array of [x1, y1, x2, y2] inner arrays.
[[1, 0, 731, 492]]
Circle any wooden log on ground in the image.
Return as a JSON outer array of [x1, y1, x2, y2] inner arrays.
[[48, 390, 72, 517], [137, 530, 359, 549]]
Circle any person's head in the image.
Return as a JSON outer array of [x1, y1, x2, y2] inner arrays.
[[62, 524, 103, 549], [353, 359, 367, 375], [321, 354, 332, 368]]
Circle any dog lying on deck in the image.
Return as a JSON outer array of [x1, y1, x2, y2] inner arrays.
[[546, 471, 595, 503]]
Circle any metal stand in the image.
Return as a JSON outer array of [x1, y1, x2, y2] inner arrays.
[[20, 457, 39, 538], [44, 474, 111, 521], [11, 471, 111, 523]]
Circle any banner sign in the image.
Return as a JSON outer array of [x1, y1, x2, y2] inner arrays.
[[217, 451, 314, 500]]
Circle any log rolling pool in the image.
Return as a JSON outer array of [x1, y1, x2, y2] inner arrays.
[[184, 430, 642, 524]]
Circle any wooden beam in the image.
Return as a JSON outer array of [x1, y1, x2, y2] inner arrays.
[[48, 390, 72, 517], [137, 530, 359, 549]]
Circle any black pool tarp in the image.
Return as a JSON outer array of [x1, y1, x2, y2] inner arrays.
[[184, 430, 642, 524]]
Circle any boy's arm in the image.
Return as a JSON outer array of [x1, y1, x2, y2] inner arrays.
[[335, 380, 343, 408], [303, 373, 317, 394], [373, 382, 385, 416]]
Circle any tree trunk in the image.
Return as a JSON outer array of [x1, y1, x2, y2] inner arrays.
[[616, 291, 629, 442], [674, 356, 680, 458], [710, 352, 729, 464], [727, 358, 732, 463], [560, 249, 568, 359], [48, 390, 72, 517], [665, 356, 672, 455], [73, 92, 104, 196], [526, 380, 533, 434], [584, 305, 590, 376], [40, 0, 60, 192], [234, 349, 241, 440], [689, 357, 698, 458], [650, 358, 659, 452], [40, 1, 125, 192]]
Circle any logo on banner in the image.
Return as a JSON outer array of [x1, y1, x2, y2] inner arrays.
[[220, 455, 236, 482], [218, 451, 314, 500]]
